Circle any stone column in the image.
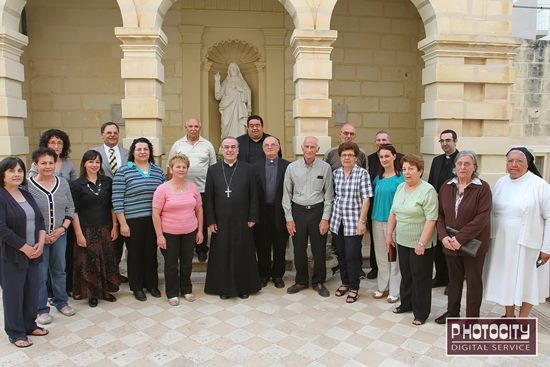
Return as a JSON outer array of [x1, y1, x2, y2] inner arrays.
[[0, 28, 28, 160], [290, 29, 337, 155], [115, 27, 167, 158], [419, 36, 519, 185]]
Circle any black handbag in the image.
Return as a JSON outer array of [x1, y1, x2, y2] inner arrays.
[[446, 226, 481, 257]]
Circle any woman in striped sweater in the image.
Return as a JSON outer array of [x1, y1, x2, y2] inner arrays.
[[112, 138, 165, 301]]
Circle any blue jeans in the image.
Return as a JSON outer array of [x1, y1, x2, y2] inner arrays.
[[37, 234, 68, 314]]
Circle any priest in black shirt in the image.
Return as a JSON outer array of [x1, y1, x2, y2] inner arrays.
[[236, 115, 281, 164], [204, 137, 261, 299], [428, 129, 459, 289]]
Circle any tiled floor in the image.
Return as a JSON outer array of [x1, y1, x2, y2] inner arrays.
[[1, 271, 549, 367]]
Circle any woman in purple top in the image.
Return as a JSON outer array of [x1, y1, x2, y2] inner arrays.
[[152, 154, 204, 306]]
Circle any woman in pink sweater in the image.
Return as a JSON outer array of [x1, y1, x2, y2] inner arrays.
[[152, 154, 204, 306]]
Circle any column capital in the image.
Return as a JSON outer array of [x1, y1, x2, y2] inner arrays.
[[115, 27, 168, 58], [419, 35, 520, 63], [0, 27, 28, 58], [290, 29, 337, 58]]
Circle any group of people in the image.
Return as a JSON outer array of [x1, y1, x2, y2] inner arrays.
[[1, 119, 550, 348]]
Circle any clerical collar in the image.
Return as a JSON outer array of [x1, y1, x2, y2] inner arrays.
[[267, 156, 278, 164], [224, 160, 237, 167], [446, 150, 458, 159]]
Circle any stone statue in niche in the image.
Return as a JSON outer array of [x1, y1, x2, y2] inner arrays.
[[214, 63, 252, 138]]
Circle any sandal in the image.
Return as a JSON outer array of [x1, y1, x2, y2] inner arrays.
[[412, 319, 425, 326], [373, 290, 389, 299], [387, 295, 399, 304], [9, 337, 33, 348], [335, 285, 349, 297], [393, 306, 412, 314], [27, 327, 49, 337], [346, 290, 358, 303], [168, 297, 180, 306], [183, 293, 196, 302]]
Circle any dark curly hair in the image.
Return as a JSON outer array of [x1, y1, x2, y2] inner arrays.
[[0, 157, 26, 188], [38, 129, 71, 159], [128, 137, 155, 164]]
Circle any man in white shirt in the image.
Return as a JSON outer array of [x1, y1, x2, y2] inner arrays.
[[168, 117, 217, 261], [94, 121, 129, 282]]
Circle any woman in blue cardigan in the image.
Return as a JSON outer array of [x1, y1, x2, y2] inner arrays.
[[0, 157, 47, 348]]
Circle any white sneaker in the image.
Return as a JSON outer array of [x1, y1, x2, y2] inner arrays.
[[58, 305, 76, 316], [37, 313, 52, 325]]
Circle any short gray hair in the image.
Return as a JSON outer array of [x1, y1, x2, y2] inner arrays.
[[453, 150, 479, 178]]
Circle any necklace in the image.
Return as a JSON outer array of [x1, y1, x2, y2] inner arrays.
[[221, 161, 238, 198], [86, 180, 102, 196]]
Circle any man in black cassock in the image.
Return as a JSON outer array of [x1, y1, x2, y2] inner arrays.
[[204, 136, 261, 299]]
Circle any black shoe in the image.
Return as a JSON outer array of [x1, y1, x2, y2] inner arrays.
[[359, 270, 366, 279], [287, 283, 308, 294], [133, 290, 147, 301], [260, 278, 268, 288], [119, 275, 128, 283], [148, 288, 161, 298], [273, 278, 285, 288], [435, 311, 459, 324], [432, 278, 448, 288], [366, 269, 377, 279], [238, 292, 249, 299], [105, 294, 117, 302], [88, 297, 98, 307], [198, 252, 207, 262], [393, 305, 412, 314], [220, 294, 230, 300], [314, 283, 330, 298]]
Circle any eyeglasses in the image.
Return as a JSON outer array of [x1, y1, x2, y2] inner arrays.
[[438, 139, 453, 143], [264, 143, 279, 148], [222, 145, 238, 150], [506, 159, 526, 165], [341, 132, 355, 136], [341, 153, 356, 158], [48, 141, 64, 147]]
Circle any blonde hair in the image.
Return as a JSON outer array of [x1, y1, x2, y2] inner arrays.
[[168, 153, 190, 168]]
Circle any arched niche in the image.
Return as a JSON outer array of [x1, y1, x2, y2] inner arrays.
[[205, 39, 262, 148]]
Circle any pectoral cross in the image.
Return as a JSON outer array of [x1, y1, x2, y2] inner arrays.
[[225, 188, 232, 198]]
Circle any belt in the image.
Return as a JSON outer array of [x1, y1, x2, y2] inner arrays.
[[292, 202, 323, 210]]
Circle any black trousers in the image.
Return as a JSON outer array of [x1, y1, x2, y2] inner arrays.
[[254, 204, 289, 280], [1, 259, 39, 340], [332, 225, 363, 290], [398, 244, 434, 321], [125, 216, 158, 292], [433, 240, 448, 284], [446, 253, 486, 317], [161, 231, 196, 298], [196, 193, 208, 255], [291, 203, 327, 286]]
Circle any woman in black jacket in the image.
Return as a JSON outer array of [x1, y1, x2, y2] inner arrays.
[[0, 157, 47, 348]]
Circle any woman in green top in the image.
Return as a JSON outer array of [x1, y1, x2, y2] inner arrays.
[[385, 154, 438, 325]]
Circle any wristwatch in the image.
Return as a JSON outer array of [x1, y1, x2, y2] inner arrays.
[[418, 240, 425, 247]]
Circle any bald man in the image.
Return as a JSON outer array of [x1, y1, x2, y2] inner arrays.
[[325, 124, 367, 170]]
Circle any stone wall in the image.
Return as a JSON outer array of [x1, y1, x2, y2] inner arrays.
[[329, 0, 424, 155], [23, 0, 123, 167], [511, 39, 550, 138]]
